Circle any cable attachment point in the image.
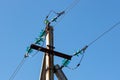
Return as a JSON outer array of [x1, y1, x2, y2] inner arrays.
[[44, 10, 65, 25], [51, 11, 65, 22], [82, 45, 88, 53], [73, 45, 88, 56], [24, 53, 29, 58], [56, 11, 65, 18], [61, 59, 71, 69]]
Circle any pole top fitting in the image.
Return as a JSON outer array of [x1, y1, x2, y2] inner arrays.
[[45, 25, 54, 32]]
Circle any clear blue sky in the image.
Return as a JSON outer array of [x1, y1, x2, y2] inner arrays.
[[0, 0, 120, 80]]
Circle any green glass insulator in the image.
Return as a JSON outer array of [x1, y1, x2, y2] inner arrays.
[[35, 38, 40, 41], [74, 49, 83, 56], [26, 47, 33, 53], [35, 41, 41, 45], [74, 52, 79, 56], [40, 38, 44, 42], [35, 37, 45, 45], [39, 30, 46, 38], [35, 38, 40, 44], [77, 50, 81, 53], [44, 20, 49, 25], [62, 59, 70, 67], [51, 17, 57, 22]]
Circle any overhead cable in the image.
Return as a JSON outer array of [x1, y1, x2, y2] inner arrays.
[[65, 0, 81, 13], [61, 20, 120, 70], [9, 28, 47, 80], [44, 0, 82, 26], [88, 21, 120, 47], [9, 57, 26, 80]]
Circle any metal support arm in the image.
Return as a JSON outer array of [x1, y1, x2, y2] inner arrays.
[[30, 44, 72, 60]]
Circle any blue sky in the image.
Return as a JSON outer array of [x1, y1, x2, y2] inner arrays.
[[0, 0, 120, 80]]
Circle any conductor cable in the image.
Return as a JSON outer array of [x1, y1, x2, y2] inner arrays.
[[9, 57, 26, 80]]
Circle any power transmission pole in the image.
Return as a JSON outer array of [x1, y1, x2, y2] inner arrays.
[[45, 25, 54, 80], [30, 18, 72, 80], [39, 24, 54, 80]]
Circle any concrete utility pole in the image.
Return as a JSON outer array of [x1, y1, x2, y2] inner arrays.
[[30, 24, 72, 80], [39, 25, 54, 80], [45, 25, 54, 80]]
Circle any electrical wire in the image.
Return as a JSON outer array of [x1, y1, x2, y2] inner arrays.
[[88, 21, 120, 47], [52, 0, 120, 48], [31, 35, 46, 57], [65, 0, 81, 13], [9, 48, 43, 80], [45, 0, 82, 27], [9, 0, 120, 77], [9, 28, 47, 80], [64, 21, 120, 70], [9, 57, 26, 80], [8, 0, 83, 79], [61, 46, 88, 70], [58, 0, 81, 23], [67, 54, 84, 70], [31, 40, 45, 57]]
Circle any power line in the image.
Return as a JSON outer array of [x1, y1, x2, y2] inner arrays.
[[9, 57, 26, 80], [61, 20, 120, 70], [65, 0, 81, 13], [56, 0, 120, 70], [54, 0, 82, 26], [61, 46, 88, 70], [88, 21, 120, 47], [67, 54, 84, 70], [9, 28, 47, 80], [8, 0, 120, 79], [44, 0, 82, 27]]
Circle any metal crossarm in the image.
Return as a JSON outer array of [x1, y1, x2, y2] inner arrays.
[[30, 44, 72, 60]]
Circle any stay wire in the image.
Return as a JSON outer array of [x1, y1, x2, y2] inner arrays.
[[88, 21, 120, 47], [9, 57, 26, 80]]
